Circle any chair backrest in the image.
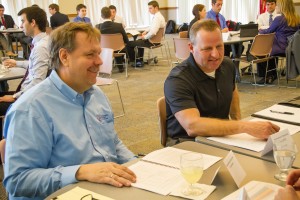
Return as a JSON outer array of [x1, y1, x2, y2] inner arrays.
[[99, 48, 114, 75], [157, 96, 167, 147], [101, 34, 125, 52], [249, 33, 275, 57], [149, 27, 165, 44], [173, 38, 190, 60], [179, 31, 188, 38], [0, 139, 6, 164]]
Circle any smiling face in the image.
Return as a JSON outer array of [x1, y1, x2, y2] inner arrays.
[[190, 28, 224, 73], [60, 32, 102, 93]]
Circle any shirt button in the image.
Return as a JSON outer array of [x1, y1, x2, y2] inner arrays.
[[217, 89, 220, 92]]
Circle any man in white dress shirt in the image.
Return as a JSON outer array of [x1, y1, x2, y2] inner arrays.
[[109, 5, 126, 28], [127, 0, 165, 67], [257, 0, 279, 30]]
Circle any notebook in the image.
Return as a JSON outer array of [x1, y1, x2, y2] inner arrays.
[[239, 24, 258, 37]]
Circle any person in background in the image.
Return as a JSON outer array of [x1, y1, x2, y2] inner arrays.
[[0, 4, 16, 51], [3, 22, 136, 200], [127, 0, 165, 67], [275, 169, 300, 200], [257, 0, 300, 84], [257, 0, 280, 30], [206, 0, 228, 33], [109, 5, 126, 28], [96, 6, 129, 73], [188, 4, 206, 38], [0, 6, 49, 132], [73, 4, 91, 24], [206, 0, 232, 57], [164, 19, 280, 146], [49, 3, 69, 29]]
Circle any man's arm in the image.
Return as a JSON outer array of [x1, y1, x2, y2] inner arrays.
[[14, 38, 49, 98], [229, 86, 241, 120], [174, 107, 279, 138], [143, 14, 162, 40]]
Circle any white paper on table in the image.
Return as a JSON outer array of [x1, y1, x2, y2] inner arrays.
[[142, 147, 222, 170], [253, 104, 300, 125], [126, 29, 140, 36], [170, 181, 216, 200], [222, 180, 282, 200], [55, 186, 114, 200], [222, 32, 231, 41], [207, 117, 300, 152], [223, 151, 246, 188], [129, 161, 182, 195]]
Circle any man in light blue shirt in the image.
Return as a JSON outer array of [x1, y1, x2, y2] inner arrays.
[[73, 4, 91, 24], [3, 22, 136, 200], [206, 0, 228, 32]]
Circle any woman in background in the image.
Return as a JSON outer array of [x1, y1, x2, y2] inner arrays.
[[258, 0, 300, 84], [187, 4, 206, 38]]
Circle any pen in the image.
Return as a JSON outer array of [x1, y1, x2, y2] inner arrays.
[[270, 110, 294, 115]]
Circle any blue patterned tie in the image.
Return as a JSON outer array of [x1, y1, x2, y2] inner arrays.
[[269, 14, 273, 26]]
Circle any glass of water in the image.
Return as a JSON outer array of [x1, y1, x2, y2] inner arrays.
[[180, 152, 204, 196], [273, 141, 297, 181]]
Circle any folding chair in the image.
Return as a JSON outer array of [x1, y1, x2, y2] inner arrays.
[[134, 27, 171, 68], [100, 33, 128, 78], [172, 38, 190, 67], [235, 33, 276, 90], [156, 96, 167, 147], [96, 48, 125, 118]]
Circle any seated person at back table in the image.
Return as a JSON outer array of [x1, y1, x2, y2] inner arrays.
[[73, 3, 91, 24], [96, 6, 129, 73], [109, 5, 126, 28], [164, 19, 280, 146], [257, 0, 280, 30], [188, 4, 207, 38], [3, 22, 136, 200], [0, 6, 49, 132], [257, 0, 300, 84], [127, 0, 165, 67], [275, 169, 300, 200]]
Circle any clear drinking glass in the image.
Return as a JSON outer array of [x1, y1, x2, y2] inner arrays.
[[180, 152, 204, 196], [273, 141, 297, 181]]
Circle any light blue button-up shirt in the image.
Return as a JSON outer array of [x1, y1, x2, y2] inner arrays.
[[4, 71, 135, 200], [206, 9, 228, 30]]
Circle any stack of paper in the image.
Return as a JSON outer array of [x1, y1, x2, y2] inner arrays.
[[129, 147, 221, 197]]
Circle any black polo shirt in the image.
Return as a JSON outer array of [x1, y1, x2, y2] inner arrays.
[[164, 54, 236, 139]]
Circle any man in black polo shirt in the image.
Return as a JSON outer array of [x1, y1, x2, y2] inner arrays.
[[164, 19, 280, 146]]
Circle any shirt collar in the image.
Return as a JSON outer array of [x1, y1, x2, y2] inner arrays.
[[32, 32, 47, 46], [49, 70, 95, 103], [103, 19, 112, 22], [187, 54, 223, 81]]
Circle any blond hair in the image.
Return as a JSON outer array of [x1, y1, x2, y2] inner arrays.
[[276, 0, 300, 27], [49, 22, 100, 70]]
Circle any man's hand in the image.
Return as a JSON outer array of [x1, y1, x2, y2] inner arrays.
[[287, 170, 300, 189], [275, 185, 300, 200], [222, 28, 229, 33], [75, 162, 136, 187], [0, 95, 16, 103], [243, 121, 280, 139], [3, 59, 17, 68]]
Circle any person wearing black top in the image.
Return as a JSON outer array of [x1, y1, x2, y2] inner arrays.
[[164, 19, 279, 146], [49, 3, 69, 29], [187, 4, 206, 38]]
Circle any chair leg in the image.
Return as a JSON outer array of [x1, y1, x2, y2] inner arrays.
[[114, 80, 125, 118]]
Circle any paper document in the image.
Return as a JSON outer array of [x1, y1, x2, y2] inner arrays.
[[142, 147, 222, 170], [207, 117, 300, 152], [222, 180, 282, 200], [223, 151, 246, 187], [252, 104, 300, 125], [53, 186, 114, 200], [126, 29, 140, 36], [129, 161, 182, 195]]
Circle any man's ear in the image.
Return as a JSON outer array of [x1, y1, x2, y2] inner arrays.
[[59, 48, 69, 66], [189, 43, 194, 53]]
